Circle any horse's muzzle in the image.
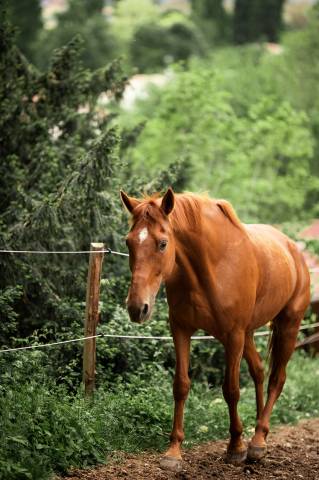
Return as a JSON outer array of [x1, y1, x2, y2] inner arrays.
[[127, 302, 150, 323]]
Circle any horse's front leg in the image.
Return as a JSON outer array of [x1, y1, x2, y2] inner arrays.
[[223, 329, 247, 465], [160, 325, 192, 471]]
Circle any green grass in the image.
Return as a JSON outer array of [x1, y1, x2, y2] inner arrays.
[[0, 353, 318, 480]]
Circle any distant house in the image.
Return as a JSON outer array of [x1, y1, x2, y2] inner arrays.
[[299, 220, 319, 240]]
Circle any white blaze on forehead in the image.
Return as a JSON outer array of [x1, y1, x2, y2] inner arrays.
[[138, 227, 148, 244]]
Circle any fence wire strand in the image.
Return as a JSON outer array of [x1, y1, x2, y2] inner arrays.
[[1, 321, 319, 354], [0, 248, 129, 257], [1, 248, 318, 270]]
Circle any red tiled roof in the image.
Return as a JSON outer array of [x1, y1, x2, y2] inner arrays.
[[297, 245, 319, 302], [299, 220, 319, 239]]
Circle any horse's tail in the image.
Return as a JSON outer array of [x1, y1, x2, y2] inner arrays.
[[266, 310, 300, 377], [266, 319, 278, 376]]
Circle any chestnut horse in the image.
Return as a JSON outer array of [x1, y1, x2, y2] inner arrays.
[[120, 188, 310, 470]]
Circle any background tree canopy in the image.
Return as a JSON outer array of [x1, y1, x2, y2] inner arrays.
[[122, 51, 318, 222], [7, 0, 289, 72]]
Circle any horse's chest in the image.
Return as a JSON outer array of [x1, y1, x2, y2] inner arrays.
[[168, 288, 234, 337]]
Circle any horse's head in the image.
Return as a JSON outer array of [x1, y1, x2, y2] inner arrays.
[[120, 188, 176, 323]]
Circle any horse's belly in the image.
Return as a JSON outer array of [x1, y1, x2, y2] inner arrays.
[[247, 226, 299, 328], [251, 266, 296, 328], [251, 295, 289, 329]]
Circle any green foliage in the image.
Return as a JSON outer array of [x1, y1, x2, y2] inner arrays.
[[0, 12, 129, 361], [282, 8, 319, 178], [111, 0, 206, 72], [0, 354, 317, 479], [0, 12, 192, 393], [0, 286, 23, 343], [191, 0, 231, 44], [130, 16, 205, 72], [234, 0, 285, 44], [0, 15, 121, 375], [7, 0, 42, 61], [95, 294, 228, 387], [111, 0, 160, 51], [1, 9, 319, 479], [35, 0, 117, 70], [126, 54, 316, 223]]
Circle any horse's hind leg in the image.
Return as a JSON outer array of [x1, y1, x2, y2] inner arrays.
[[248, 308, 303, 460], [243, 333, 265, 420]]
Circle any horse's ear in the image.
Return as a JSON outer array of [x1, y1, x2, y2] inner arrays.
[[120, 190, 140, 214], [161, 187, 175, 216]]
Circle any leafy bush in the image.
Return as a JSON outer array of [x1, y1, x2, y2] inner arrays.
[[191, 0, 231, 44], [111, 0, 160, 54], [0, 353, 317, 479], [126, 55, 316, 223], [96, 296, 231, 387], [283, 7, 319, 180], [122, 7, 319, 221], [130, 17, 205, 72], [34, 0, 117, 70]]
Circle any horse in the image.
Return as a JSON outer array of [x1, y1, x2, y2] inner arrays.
[[120, 188, 310, 470]]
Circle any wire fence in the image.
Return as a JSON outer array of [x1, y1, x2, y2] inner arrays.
[[0, 248, 129, 257], [0, 247, 319, 355], [1, 321, 319, 354], [1, 249, 319, 269]]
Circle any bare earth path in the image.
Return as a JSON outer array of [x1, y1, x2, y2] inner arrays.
[[62, 418, 319, 480]]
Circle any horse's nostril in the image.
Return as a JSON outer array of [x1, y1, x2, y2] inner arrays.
[[127, 302, 150, 322]]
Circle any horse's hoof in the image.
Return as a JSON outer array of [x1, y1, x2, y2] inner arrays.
[[159, 456, 183, 472], [247, 444, 267, 461], [225, 449, 247, 465]]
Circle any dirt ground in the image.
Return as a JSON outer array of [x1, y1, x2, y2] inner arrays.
[[62, 418, 319, 480]]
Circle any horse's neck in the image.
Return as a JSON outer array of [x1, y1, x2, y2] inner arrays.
[[168, 227, 221, 293], [167, 203, 246, 293]]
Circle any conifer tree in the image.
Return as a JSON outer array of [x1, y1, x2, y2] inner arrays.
[[234, 0, 285, 44], [7, 0, 42, 61], [0, 11, 188, 377], [191, 0, 230, 43], [0, 11, 127, 345]]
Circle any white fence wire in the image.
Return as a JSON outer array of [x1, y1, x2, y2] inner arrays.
[[1, 322, 319, 354]]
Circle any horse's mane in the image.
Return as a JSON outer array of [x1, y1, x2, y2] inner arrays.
[[171, 193, 206, 231], [172, 193, 245, 233], [131, 192, 244, 233]]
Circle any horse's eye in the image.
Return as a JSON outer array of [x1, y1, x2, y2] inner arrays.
[[159, 240, 168, 252]]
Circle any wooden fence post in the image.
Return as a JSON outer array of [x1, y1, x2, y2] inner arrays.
[[83, 242, 105, 396]]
